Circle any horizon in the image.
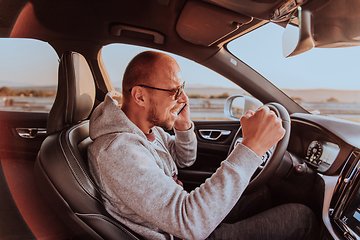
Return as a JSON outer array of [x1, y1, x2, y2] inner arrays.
[[3, 81, 360, 92], [1, 81, 360, 103]]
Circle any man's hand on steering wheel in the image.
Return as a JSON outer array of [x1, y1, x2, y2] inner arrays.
[[240, 106, 286, 158], [228, 103, 290, 193]]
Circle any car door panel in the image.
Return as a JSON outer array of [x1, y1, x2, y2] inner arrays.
[[0, 111, 48, 160], [0, 160, 36, 240], [0, 111, 74, 240], [179, 120, 240, 190]]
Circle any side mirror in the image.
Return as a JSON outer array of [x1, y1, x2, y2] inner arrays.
[[224, 95, 263, 120]]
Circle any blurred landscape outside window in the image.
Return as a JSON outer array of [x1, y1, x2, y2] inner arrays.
[[0, 39, 58, 112]]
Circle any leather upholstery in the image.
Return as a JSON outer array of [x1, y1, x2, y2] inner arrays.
[[47, 52, 96, 134], [35, 52, 141, 240]]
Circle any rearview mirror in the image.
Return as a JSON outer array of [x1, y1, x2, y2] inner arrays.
[[224, 95, 263, 120], [282, 7, 314, 58], [282, 0, 360, 57]]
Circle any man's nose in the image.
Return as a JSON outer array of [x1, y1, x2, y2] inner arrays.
[[177, 89, 188, 103]]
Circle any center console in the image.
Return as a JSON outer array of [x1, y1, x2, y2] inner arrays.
[[331, 151, 360, 240]]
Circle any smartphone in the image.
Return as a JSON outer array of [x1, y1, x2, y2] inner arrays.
[[177, 103, 187, 115]]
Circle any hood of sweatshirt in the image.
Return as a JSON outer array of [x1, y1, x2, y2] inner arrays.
[[89, 93, 146, 141]]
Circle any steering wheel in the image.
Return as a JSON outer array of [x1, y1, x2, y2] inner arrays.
[[227, 102, 291, 193]]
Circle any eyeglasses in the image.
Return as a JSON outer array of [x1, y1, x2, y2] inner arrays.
[[129, 81, 185, 100]]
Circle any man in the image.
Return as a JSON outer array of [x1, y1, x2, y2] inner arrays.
[[88, 51, 318, 239]]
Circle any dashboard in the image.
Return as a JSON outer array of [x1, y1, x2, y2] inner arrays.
[[305, 140, 340, 172], [289, 113, 360, 240]]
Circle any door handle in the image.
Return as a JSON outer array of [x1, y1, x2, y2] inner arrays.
[[16, 128, 47, 139], [199, 129, 231, 140]]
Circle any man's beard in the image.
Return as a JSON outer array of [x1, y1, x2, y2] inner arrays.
[[147, 103, 174, 130]]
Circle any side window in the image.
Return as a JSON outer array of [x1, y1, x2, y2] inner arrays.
[[101, 43, 248, 121], [0, 39, 58, 112]]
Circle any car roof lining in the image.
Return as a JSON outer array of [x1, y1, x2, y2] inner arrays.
[[176, 1, 253, 47], [203, 0, 285, 20], [1, 0, 285, 61]]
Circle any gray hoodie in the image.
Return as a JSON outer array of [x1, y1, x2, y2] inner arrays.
[[88, 94, 262, 240]]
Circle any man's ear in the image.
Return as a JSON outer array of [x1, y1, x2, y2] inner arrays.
[[131, 86, 147, 107]]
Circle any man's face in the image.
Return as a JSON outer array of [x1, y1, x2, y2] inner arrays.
[[146, 60, 187, 130]]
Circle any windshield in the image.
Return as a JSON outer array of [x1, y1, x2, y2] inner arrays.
[[228, 23, 360, 122]]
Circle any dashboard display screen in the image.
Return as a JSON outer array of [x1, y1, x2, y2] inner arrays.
[[305, 140, 340, 171]]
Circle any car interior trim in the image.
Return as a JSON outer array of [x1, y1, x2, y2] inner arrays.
[[110, 24, 165, 45]]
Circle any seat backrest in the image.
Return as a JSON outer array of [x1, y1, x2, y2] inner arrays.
[[35, 51, 141, 240], [47, 51, 96, 134]]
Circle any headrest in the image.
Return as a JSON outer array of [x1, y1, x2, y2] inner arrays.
[[47, 52, 96, 134]]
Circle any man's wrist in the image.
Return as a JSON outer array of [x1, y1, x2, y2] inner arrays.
[[241, 139, 266, 158], [174, 121, 192, 131]]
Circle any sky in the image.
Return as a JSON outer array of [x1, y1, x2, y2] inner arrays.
[[0, 39, 59, 87], [228, 24, 360, 90], [0, 23, 360, 90]]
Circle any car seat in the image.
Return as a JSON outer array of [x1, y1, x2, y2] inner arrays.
[[34, 51, 141, 240]]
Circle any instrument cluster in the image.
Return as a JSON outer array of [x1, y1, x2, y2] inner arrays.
[[305, 140, 340, 171]]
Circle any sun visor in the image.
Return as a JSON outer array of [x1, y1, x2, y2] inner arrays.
[[176, 1, 252, 46]]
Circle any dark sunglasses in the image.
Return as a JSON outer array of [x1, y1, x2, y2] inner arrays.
[[129, 81, 185, 100]]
